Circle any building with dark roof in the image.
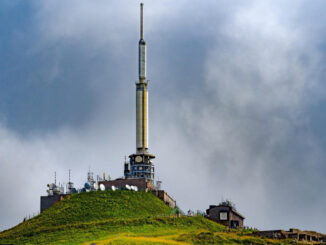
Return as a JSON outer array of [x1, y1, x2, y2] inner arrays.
[[206, 202, 245, 229]]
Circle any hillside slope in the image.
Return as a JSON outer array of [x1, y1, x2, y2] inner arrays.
[[0, 191, 297, 245]]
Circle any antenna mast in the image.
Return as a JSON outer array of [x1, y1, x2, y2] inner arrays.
[[140, 3, 144, 40], [125, 3, 155, 183]]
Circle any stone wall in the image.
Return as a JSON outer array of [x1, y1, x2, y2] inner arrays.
[[40, 194, 66, 212], [99, 178, 156, 191]]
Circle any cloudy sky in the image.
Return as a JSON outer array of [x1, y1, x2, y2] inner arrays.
[[1, 0, 326, 233]]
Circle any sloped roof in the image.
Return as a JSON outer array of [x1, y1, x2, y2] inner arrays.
[[208, 204, 245, 219]]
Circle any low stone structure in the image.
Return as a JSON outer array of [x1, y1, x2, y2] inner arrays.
[[99, 178, 176, 209], [40, 194, 66, 212], [99, 178, 156, 191], [253, 228, 325, 242], [206, 202, 245, 229], [154, 190, 176, 208], [321, 236, 326, 243]]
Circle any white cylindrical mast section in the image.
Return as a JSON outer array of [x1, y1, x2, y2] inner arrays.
[[136, 3, 148, 152]]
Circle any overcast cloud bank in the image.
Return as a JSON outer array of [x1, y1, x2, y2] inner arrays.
[[0, 0, 326, 232]]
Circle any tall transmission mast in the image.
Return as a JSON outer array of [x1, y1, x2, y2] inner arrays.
[[124, 3, 155, 182]]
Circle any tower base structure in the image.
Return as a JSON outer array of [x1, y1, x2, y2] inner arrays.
[[124, 152, 155, 182], [98, 178, 177, 208]]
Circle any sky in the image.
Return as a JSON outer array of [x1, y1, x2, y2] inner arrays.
[[0, 0, 326, 233]]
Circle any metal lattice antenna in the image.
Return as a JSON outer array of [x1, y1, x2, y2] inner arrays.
[[69, 169, 71, 183], [140, 3, 144, 39], [54, 171, 56, 185]]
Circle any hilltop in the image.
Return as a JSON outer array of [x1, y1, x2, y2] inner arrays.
[[0, 191, 300, 244]]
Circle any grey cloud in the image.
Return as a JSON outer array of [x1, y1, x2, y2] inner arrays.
[[1, 0, 326, 233]]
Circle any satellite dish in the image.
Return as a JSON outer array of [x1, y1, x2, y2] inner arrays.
[[100, 184, 105, 191], [130, 185, 135, 191], [134, 186, 138, 192], [125, 184, 131, 190], [111, 186, 116, 191], [94, 183, 99, 190], [84, 182, 90, 189]]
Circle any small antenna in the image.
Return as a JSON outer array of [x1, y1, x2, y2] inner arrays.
[[54, 171, 56, 185], [69, 169, 71, 183], [140, 3, 144, 39]]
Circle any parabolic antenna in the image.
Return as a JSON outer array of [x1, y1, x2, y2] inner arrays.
[[94, 183, 99, 190], [84, 182, 90, 189], [125, 184, 131, 190], [134, 186, 138, 192], [111, 186, 116, 191], [130, 185, 135, 191], [100, 184, 105, 191]]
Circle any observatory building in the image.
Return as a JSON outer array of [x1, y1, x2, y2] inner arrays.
[[124, 3, 155, 182]]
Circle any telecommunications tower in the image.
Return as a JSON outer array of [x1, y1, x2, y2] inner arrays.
[[124, 3, 155, 182]]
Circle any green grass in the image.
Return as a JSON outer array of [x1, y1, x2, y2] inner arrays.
[[0, 191, 302, 245]]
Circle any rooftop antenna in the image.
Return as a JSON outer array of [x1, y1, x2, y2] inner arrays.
[[54, 171, 56, 185], [140, 3, 144, 40], [156, 179, 162, 190], [69, 169, 71, 183]]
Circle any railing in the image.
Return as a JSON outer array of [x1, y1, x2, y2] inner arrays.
[[23, 211, 40, 222]]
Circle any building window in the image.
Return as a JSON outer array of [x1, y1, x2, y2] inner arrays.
[[231, 220, 239, 228], [220, 212, 228, 221]]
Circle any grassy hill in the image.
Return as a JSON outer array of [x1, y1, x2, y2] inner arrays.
[[0, 191, 300, 244]]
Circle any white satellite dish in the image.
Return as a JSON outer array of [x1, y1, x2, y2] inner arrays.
[[130, 185, 135, 191], [125, 184, 131, 190], [94, 183, 99, 190], [100, 184, 105, 191], [134, 186, 138, 192], [111, 186, 116, 191]]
